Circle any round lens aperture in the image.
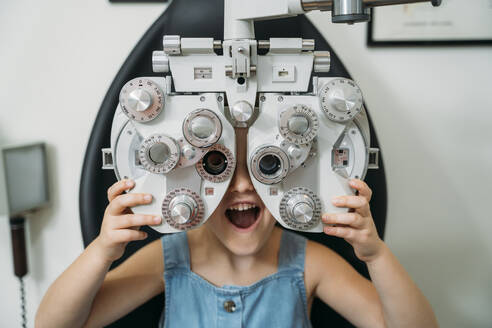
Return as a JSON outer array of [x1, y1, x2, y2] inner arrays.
[[203, 151, 227, 175], [259, 154, 281, 176], [196, 144, 236, 183], [250, 146, 290, 185], [149, 142, 170, 164], [183, 109, 222, 148], [191, 116, 215, 139], [139, 134, 180, 174]]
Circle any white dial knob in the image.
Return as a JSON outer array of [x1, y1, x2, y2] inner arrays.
[[291, 202, 314, 223], [181, 145, 196, 160], [171, 203, 191, 224], [320, 78, 363, 123], [278, 105, 319, 145], [183, 109, 222, 148], [288, 115, 309, 135], [331, 90, 356, 113], [119, 78, 164, 122], [279, 187, 322, 230], [287, 144, 302, 160], [162, 188, 205, 230], [286, 194, 315, 224], [152, 50, 169, 73], [313, 51, 331, 73], [127, 89, 152, 112], [169, 194, 198, 224], [191, 116, 215, 139], [231, 101, 253, 123]]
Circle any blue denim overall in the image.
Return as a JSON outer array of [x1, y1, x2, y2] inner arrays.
[[159, 229, 312, 328]]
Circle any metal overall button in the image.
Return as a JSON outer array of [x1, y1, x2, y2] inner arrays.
[[223, 300, 236, 313]]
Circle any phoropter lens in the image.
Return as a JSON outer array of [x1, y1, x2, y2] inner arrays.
[[259, 154, 281, 175], [250, 146, 289, 184], [149, 142, 170, 164], [203, 151, 227, 175]]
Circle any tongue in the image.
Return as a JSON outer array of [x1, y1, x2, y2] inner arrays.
[[228, 208, 257, 229]]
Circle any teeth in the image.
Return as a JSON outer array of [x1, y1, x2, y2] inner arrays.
[[228, 204, 257, 211]]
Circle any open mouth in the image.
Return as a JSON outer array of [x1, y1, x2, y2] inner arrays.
[[225, 204, 261, 230]]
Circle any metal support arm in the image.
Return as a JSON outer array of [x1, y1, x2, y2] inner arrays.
[[224, 0, 441, 39], [301, 0, 441, 11]]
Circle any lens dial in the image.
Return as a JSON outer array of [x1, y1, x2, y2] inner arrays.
[[279, 187, 322, 230], [319, 78, 363, 123], [139, 134, 180, 174], [176, 138, 207, 169], [196, 144, 236, 183], [279, 105, 319, 145], [231, 101, 253, 123], [259, 155, 281, 175], [119, 78, 164, 122], [162, 188, 204, 230], [250, 146, 290, 185], [183, 108, 222, 148]]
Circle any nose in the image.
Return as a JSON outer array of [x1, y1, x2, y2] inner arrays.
[[228, 128, 255, 193], [229, 160, 255, 193]]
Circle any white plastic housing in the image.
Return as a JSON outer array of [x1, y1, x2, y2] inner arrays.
[[248, 79, 372, 232], [110, 77, 236, 233]]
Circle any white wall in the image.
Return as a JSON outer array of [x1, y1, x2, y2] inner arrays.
[[0, 1, 491, 327], [306, 11, 492, 328], [0, 0, 167, 326]]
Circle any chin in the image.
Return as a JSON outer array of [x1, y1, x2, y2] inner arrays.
[[206, 204, 277, 256]]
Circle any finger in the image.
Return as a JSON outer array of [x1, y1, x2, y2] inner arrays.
[[332, 195, 370, 216], [113, 214, 162, 229], [112, 229, 148, 243], [323, 225, 356, 241], [107, 180, 135, 202], [322, 212, 364, 228], [348, 179, 372, 202], [108, 193, 153, 215]]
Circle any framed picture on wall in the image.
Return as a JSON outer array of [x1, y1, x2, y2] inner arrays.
[[368, 0, 492, 46], [109, 0, 167, 2]]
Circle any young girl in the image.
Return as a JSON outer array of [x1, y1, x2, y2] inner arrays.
[[36, 128, 438, 327]]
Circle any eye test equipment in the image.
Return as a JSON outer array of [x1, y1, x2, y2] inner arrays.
[[1, 142, 50, 327], [102, 0, 441, 233]]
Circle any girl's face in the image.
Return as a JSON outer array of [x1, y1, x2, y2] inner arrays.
[[204, 128, 277, 256]]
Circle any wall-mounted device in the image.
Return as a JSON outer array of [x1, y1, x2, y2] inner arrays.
[[102, 0, 440, 233], [0, 142, 50, 328], [1, 143, 50, 219]]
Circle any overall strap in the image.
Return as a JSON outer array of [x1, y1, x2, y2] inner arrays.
[[278, 230, 307, 272], [162, 232, 190, 272]]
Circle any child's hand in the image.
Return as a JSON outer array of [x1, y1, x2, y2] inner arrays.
[[321, 179, 384, 263], [93, 179, 162, 263]]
